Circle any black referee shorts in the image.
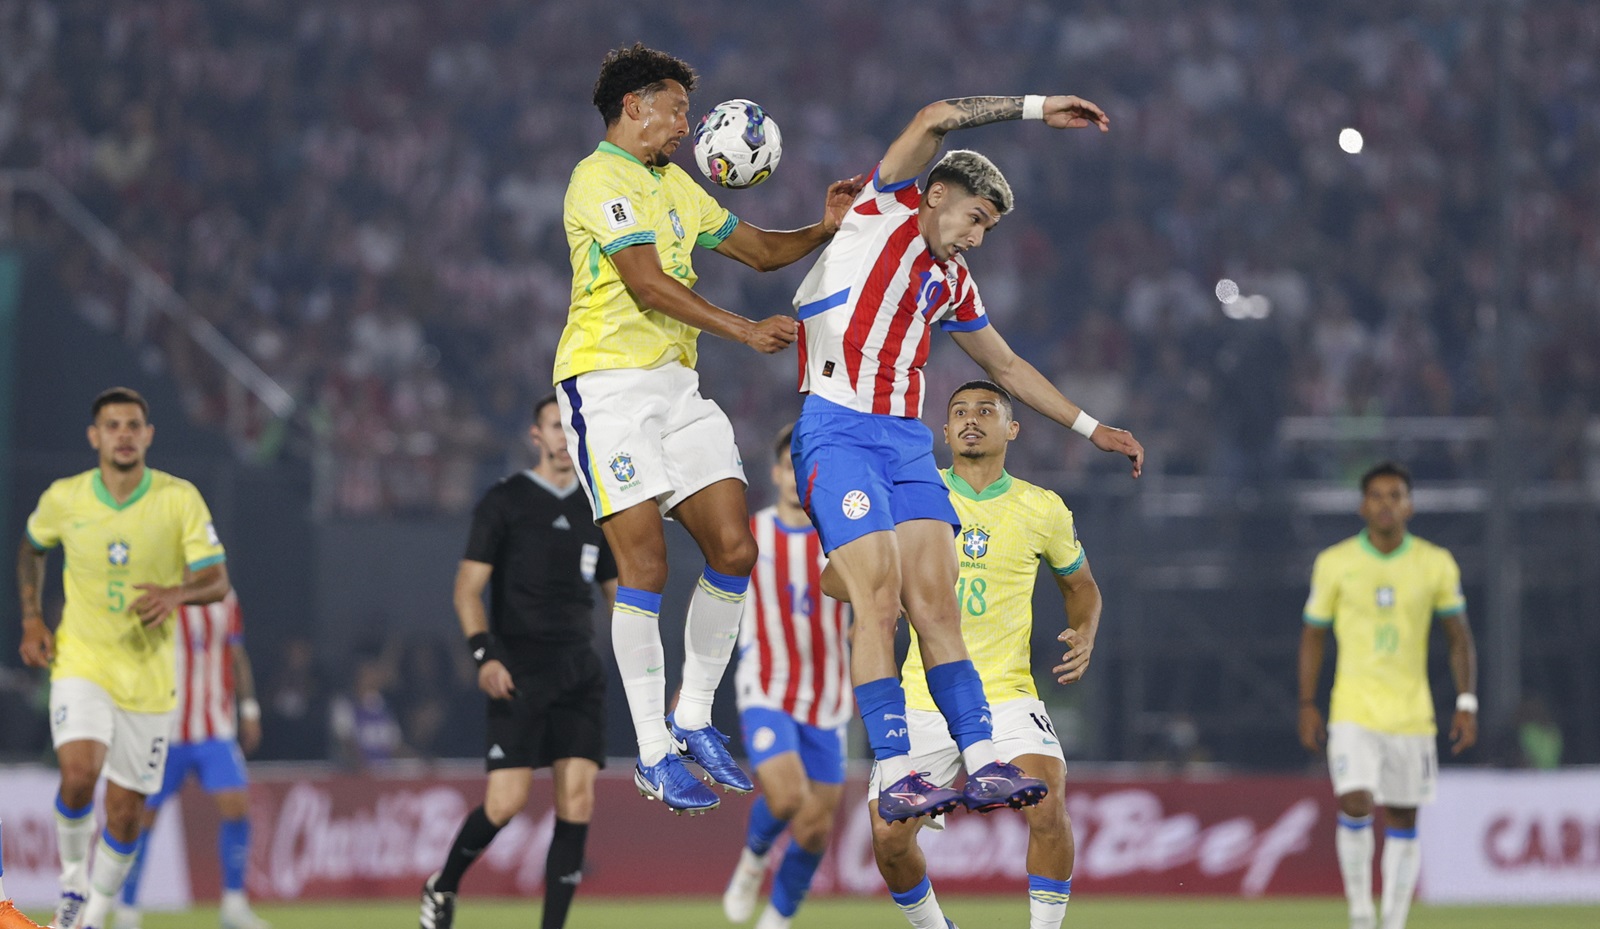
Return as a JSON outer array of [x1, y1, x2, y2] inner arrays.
[[485, 646, 606, 771]]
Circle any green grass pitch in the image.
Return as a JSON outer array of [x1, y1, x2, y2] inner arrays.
[[38, 897, 1600, 929]]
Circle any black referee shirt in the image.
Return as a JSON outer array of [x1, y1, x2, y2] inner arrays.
[[464, 471, 617, 648]]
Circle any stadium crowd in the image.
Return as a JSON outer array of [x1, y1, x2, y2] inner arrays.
[[2, 0, 1595, 514]]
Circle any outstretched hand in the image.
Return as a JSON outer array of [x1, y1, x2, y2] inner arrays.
[[821, 174, 867, 235], [1090, 424, 1145, 478], [1042, 95, 1110, 132], [131, 583, 188, 628]]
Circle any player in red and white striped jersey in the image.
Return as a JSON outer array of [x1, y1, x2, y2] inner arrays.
[[117, 589, 267, 929], [787, 95, 1145, 831], [723, 424, 852, 929]]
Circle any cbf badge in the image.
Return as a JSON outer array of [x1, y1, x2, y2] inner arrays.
[[1376, 586, 1395, 607], [108, 539, 131, 566], [609, 453, 637, 483], [668, 208, 685, 239], [962, 527, 990, 559]]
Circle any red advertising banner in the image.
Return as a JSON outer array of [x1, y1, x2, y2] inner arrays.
[[175, 766, 1341, 901]]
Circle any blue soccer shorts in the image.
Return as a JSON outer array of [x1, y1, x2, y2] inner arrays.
[[146, 738, 248, 808], [790, 394, 959, 554], [739, 706, 848, 784]]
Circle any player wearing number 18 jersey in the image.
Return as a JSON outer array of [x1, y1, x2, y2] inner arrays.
[[864, 382, 1101, 929]]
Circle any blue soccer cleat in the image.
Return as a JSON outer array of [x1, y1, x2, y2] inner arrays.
[[669, 715, 754, 794], [635, 753, 720, 815], [961, 760, 1048, 813], [877, 771, 963, 823]]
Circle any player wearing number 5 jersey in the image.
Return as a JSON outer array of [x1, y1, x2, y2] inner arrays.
[[855, 382, 1101, 929], [17, 388, 229, 929], [1298, 461, 1478, 929]]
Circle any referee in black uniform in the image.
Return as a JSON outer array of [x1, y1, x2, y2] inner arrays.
[[421, 394, 618, 929]]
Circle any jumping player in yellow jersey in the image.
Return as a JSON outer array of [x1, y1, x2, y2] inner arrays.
[[1298, 461, 1478, 929], [861, 381, 1102, 929], [16, 388, 230, 929], [557, 43, 862, 815]]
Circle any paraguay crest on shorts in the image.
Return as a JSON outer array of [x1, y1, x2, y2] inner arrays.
[[609, 453, 637, 484], [841, 490, 871, 520], [961, 526, 990, 560]]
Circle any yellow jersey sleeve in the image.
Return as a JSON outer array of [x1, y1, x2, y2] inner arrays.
[[178, 482, 227, 570], [1433, 549, 1466, 617], [1043, 491, 1085, 576], [1304, 550, 1338, 627], [570, 161, 658, 256], [25, 480, 67, 550], [686, 177, 739, 248]]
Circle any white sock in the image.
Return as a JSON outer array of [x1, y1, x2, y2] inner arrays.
[[612, 591, 671, 765], [56, 801, 96, 891], [1336, 814, 1376, 923], [675, 569, 747, 731], [80, 832, 138, 929], [1028, 875, 1072, 929], [960, 739, 998, 773], [222, 889, 250, 911], [1379, 832, 1421, 929], [893, 878, 947, 929]]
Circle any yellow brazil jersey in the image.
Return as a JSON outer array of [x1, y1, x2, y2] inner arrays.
[[903, 470, 1086, 712], [1304, 530, 1465, 735], [26, 468, 227, 713], [553, 141, 740, 383]]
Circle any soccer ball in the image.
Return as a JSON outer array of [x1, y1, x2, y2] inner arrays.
[[693, 99, 782, 189]]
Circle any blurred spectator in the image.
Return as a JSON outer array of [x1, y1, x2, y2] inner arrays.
[[1516, 695, 1563, 770], [258, 636, 328, 761], [0, 0, 1593, 510], [328, 654, 407, 769]]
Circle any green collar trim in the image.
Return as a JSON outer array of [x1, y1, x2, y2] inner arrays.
[[1358, 529, 1413, 560], [93, 468, 152, 511], [597, 140, 650, 170], [945, 468, 1013, 501]]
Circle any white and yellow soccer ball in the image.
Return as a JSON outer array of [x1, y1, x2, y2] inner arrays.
[[693, 99, 783, 189]]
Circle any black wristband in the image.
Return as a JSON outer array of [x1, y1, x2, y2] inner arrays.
[[468, 632, 494, 667]]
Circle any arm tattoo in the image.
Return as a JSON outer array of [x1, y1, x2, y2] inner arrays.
[[17, 541, 45, 620], [936, 96, 1024, 133]]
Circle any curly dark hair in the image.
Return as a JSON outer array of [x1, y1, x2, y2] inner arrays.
[[593, 43, 697, 126]]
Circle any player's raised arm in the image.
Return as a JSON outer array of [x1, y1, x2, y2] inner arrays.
[[878, 95, 1110, 187], [609, 245, 796, 353], [950, 323, 1144, 477], [715, 175, 866, 272]]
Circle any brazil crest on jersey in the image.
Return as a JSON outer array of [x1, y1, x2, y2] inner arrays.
[[27, 468, 227, 713], [1304, 531, 1466, 735], [555, 141, 740, 382], [902, 469, 1084, 711]]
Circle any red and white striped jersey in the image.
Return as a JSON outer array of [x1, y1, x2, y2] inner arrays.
[[173, 589, 243, 744], [792, 164, 990, 418], [735, 507, 853, 728]]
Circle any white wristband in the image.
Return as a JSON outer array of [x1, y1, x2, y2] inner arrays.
[[1022, 95, 1046, 121], [239, 698, 262, 722], [1456, 693, 1478, 714], [1070, 409, 1100, 439]]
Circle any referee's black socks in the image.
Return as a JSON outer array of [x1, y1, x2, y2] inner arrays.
[[542, 819, 589, 929], [436, 805, 503, 893]]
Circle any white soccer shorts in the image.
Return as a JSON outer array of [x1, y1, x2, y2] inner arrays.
[[1327, 721, 1438, 807], [557, 363, 746, 521], [49, 677, 173, 795], [868, 696, 1066, 795]]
